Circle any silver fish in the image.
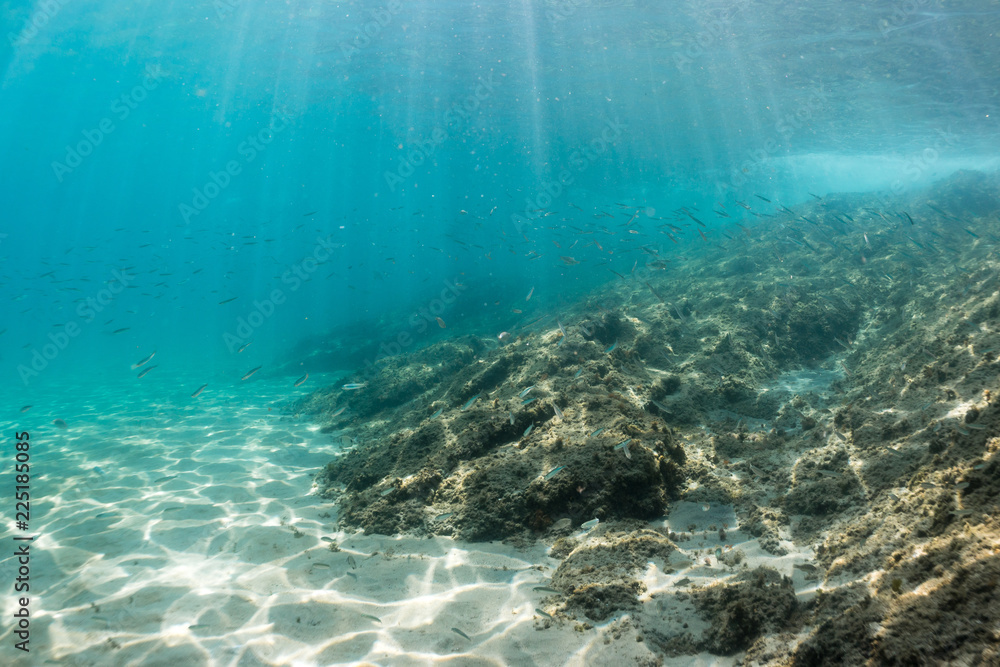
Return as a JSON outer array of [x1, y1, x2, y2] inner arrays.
[[132, 351, 156, 369], [543, 465, 565, 480]]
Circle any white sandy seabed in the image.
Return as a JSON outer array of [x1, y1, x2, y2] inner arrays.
[[0, 372, 821, 667]]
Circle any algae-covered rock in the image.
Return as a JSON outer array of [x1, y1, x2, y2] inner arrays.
[[689, 566, 798, 655], [551, 529, 677, 621]]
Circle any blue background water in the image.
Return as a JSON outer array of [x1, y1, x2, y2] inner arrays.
[[1, 0, 999, 393]]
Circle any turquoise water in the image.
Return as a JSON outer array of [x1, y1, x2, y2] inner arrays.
[[2, 1, 997, 384], [2, 1, 999, 664]]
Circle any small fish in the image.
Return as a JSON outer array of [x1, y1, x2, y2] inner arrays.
[[93, 466, 106, 475], [950, 509, 973, 516], [509, 411, 514, 425], [360, 613, 381, 623], [552, 403, 564, 420], [95, 512, 116, 519], [347, 555, 358, 569], [342, 383, 367, 390], [345, 571, 357, 580], [431, 407, 444, 419], [581, 518, 599, 530], [294, 373, 309, 387], [163, 507, 183, 512], [112, 327, 130, 334], [312, 563, 330, 569], [702, 503, 711, 512], [817, 470, 839, 477], [433, 513, 454, 522], [218, 297, 238, 304], [191, 383, 208, 398], [953, 482, 970, 490], [755, 194, 771, 203], [574, 368, 583, 379], [543, 465, 565, 480], [614, 438, 631, 450], [519, 385, 535, 398], [558, 320, 567, 340], [523, 424, 534, 438], [533, 586, 560, 593], [132, 351, 156, 369], [188, 624, 209, 630], [674, 578, 691, 586], [461, 394, 480, 411], [380, 487, 394, 496], [154, 475, 177, 483], [241, 366, 262, 381], [965, 423, 986, 430], [590, 428, 604, 437], [320, 536, 336, 543], [526, 286, 534, 301], [793, 563, 819, 573], [452, 627, 471, 640], [237, 341, 252, 353], [535, 608, 553, 619], [605, 341, 617, 353], [436, 317, 447, 328], [137, 365, 157, 379], [919, 482, 938, 489], [887, 492, 900, 501], [53, 418, 68, 429], [522, 397, 536, 406], [20, 405, 31, 413]]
